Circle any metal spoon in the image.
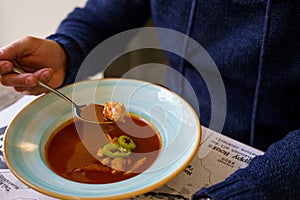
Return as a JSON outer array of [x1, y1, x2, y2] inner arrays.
[[13, 67, 113, 125]]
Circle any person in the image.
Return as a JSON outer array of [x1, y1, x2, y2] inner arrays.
[[0, 0, 299, 199]]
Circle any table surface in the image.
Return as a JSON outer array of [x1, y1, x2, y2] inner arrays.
[[0, 84, 23, 111], [0, 85, 264, 200]]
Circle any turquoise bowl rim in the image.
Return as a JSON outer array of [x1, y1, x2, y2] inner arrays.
[[4, 78, 201, 200]]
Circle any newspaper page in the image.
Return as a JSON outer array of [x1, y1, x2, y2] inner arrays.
[[0, 126, 263, 200]]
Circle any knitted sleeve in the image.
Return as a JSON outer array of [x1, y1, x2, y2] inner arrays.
[[192, 130, 300, 200], [47, 0, 150, 85]]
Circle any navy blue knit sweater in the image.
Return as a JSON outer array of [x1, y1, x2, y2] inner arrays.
[[47, 0, 300, 199]]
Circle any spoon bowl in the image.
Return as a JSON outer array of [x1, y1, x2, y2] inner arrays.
[[13, 67, 113, 125]]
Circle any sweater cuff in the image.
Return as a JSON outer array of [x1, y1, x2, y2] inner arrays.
[[46, 34, 86, 86], [192, 172, 264, 200]]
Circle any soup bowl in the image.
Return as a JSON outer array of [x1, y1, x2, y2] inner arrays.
[[4, 78, 201, 199]]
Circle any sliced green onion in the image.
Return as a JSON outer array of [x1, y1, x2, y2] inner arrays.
[[102, 143, 131, 158], [118, 135, 136, 150]]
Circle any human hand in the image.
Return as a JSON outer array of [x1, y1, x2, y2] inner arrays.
[[0, 36, 67, 95]]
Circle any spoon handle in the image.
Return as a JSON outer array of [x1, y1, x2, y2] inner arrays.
[[12, 67, 75, 107]]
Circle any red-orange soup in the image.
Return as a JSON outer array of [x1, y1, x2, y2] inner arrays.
[[45, 114, 162, 184]]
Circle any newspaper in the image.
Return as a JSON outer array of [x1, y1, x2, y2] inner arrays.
[[0, 126, 263, 200]]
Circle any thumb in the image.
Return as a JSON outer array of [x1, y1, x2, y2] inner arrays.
[[0, 42, 18, 60], [0, 36, 40, 60]]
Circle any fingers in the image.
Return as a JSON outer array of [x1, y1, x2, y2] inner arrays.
[[33, 68, 53, 81], [0, 60, 13, 74], [18, 69, 54, 95], [0, 73, 37, 87], [0, 68, 54, 95], [0, 36, 66, 95]]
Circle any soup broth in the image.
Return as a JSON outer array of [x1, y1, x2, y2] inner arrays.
[[45, 114, 162, 184]]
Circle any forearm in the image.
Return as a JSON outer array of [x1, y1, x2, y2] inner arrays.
[[47, 0, 151, 84], [193, 130, 300, 200]]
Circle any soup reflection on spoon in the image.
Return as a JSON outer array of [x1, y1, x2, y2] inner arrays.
[[79, 102, 128, 142]]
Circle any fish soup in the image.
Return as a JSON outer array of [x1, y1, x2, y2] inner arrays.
[[45, 113, 162, 184]]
